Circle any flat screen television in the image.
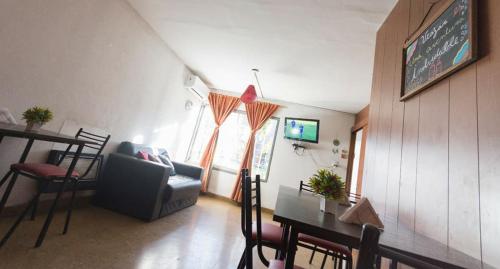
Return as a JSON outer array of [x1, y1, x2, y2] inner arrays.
[[284, 117, 320, 144]]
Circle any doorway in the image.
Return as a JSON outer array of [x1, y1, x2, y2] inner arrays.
[[347, 126, 367, 196]]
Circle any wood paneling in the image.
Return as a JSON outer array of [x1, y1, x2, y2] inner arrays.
[[385, 0, 410, 220], [477, 0, 500, 267], [415, 80, 449, 245], [371, 9, 398, 213], [362, 24, 386, 200], [365, 0, 500, 267], [449, 64, 481, 259]]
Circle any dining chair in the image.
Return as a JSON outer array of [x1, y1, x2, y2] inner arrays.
[[355, 224, 380, 269], [297, 180, 353, 269], [0, 128, 110, 247], [356, 224, 443, 269], [238, 170, 286, 269], [241, 173, 304, 269]]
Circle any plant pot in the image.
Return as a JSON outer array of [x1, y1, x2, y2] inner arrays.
[[319, 197, 337, 214], [25, 122, 42, 132]]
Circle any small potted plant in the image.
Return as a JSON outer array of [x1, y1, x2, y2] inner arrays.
[[22, 106, 53, 132], [309, 168, 346, 214]]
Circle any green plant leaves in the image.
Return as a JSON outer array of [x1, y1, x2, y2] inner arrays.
[[22, 106, 53, 124], [308, 168, 346, 201]]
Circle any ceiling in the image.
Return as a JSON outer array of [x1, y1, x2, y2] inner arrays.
[[127, 0, 397, 113]]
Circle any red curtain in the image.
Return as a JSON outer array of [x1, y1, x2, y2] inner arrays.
[[231, 101, 280, 201], [199, 93, 241, 192]]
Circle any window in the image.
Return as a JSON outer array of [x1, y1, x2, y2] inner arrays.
[[187, 106, 279, 181]]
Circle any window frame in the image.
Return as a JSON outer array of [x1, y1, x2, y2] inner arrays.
[[185, 107, 280, 182]]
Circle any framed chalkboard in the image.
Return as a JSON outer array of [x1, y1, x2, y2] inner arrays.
[[401, 0, 477, 101]]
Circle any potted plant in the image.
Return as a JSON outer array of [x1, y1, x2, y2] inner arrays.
[[22, 106, 53, 132], [309, 169, 346, 214]]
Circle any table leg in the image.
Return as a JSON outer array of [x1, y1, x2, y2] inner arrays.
[[285, 225, 298, 269], [18, 138, 35, 163], [34, 144, 83, 248], [280, 223, 290, 260]]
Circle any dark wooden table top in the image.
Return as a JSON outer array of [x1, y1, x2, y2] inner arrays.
[[273, 186, 489, 269], [0, 122, 97, 145]]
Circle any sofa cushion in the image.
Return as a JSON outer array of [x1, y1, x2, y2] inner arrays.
[[117, 142, 168, 157], [163, 175, 202, 203], [148, 154, 162, 163], [158, 154, 176, 176]]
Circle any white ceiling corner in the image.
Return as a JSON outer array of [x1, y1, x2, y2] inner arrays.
[[127, 0, 397, 113]]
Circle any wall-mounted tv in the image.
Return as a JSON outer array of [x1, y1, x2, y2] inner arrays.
[[284, 117, 320, 144]]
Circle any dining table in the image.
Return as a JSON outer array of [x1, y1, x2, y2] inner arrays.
[[273, 186, 490, 269], [0, 122, 97, 247]]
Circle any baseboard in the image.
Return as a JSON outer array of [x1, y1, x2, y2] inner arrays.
[[0, 195, 93, 218], [201, 192, 274, 214]]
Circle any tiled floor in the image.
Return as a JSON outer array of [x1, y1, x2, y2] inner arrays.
[[0, 196, 344, 269]]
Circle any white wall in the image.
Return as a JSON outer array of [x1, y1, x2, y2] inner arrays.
[[0, 0, 199, 206], [205, 102, 355, 209]]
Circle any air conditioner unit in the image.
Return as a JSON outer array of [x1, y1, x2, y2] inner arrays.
[[184, 75, 210, 102]]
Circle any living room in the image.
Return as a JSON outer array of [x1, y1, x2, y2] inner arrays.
[[1, 0, 499, 269]]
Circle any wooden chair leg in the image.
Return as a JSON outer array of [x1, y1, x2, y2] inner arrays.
[[0, 191, 41, 248], [309, 245, 317, 264], [339, 256, 343, 269], [0, 172, 18, 216], [63, 180, 78, 235], [321, 250, 329, 269]]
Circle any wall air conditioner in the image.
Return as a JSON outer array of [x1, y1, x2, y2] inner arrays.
[[184, 74, 210, 102]]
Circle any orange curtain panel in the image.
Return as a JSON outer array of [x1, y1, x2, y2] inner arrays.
[[199, 92, 241, 192], [231, 101, 280, 201]]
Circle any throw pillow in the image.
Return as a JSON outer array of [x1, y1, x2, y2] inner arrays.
[[136, 151, 149, 160], [158, 154, 176, 176]]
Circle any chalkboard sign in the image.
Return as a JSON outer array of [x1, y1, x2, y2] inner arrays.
[[401, 0, 477, 101]]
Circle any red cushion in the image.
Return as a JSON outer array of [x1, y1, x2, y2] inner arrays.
[[12, 163, 79, 178], [298, 233, 352, 257], [136, 151, 149, 160], [268, 259, 304, 269], [252, 222, 283, 246]]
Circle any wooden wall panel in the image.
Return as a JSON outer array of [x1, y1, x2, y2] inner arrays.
[[448, 65, 481, 259], [365, 0, 500, 267], [415, 80, 449, 245], [362, 25, 386, 200], [397, 0, 424, 231], [384, 0, 410, 220], [371, 11, 398, 214], [477, 0, 500, 267]]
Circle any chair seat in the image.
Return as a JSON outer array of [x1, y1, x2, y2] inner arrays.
[[12, 163, 79, 178], [268, 259, 304, 269], [252, 222, 283, 246], [298, 233, 352, 257]]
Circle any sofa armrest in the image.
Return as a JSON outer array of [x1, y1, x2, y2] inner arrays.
[[94, 153, 171, 221], [172, 161, 204, 180]]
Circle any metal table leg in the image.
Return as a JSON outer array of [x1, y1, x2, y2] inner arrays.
[[285, 225, 298, 269], [34, 144, 83, 248], [280, 223, 291, 260]]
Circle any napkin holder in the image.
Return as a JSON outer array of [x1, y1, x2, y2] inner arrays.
[[338, 198, 384, 229]]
